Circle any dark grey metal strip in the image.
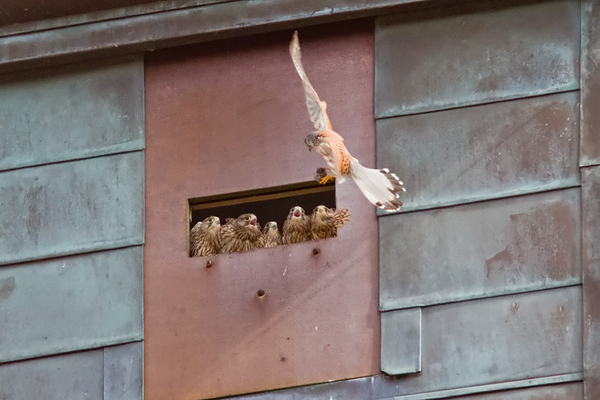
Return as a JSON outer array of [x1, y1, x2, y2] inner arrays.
[[375, 374, 583, 400], [0, 0, 431, 72]]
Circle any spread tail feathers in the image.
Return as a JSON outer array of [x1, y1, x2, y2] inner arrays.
[[349, 158, 405, 211]]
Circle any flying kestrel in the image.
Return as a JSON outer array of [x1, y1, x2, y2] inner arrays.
[[282, 206, 311, 244], [290, 31, 405, 211], [310, 205, 350, 240], [190, 216, 221, 257], [263, 221, 283, 248], [219, 213, 265, 253]]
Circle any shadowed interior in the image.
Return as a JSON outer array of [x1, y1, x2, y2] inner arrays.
[[189, 181, 336, 234]]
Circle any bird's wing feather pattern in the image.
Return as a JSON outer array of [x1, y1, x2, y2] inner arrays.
[[289, 31, 332, 132]]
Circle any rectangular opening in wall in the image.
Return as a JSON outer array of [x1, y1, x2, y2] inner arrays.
[[188, 180, 337, 255]]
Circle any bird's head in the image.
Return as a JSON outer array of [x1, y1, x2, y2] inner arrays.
[[304, 132, 322, 151], [237, 213, 259, 230], [287, 206, 306, 221], [202, 216, 220, 230], [263, 221, 279, 235], [312, 205, 329, 221]]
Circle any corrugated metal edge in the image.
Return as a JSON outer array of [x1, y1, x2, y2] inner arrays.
[[374, 373, 584, 400]]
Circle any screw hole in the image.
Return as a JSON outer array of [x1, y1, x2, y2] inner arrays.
[[257, 289, 266, 298], [205, 261, 213, 269], [312, 248, 320, 256]]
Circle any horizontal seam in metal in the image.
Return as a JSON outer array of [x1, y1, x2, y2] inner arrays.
[[378, 183, 582, 217], [375, 372, 583, 400], [0, 337, 145, 367], [0, 243, 144, 269], [579, 163, 600, 170], [379, 282, 583, 312], [375, 88, 581, 121], [0, 148, 145, 174], [0, 0, 236, 39]]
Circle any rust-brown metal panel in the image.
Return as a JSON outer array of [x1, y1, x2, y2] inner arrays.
[[581, 0, 600, 167], [582, 166, 600, 400], [0, 56, 144, 172], [144, 23, 380, 400], [0, 247, 143, 363], [373, 286, 583, 397], [0, 349, 103, 400], [0, 151, 144, 265], [375, 0, 580, 118], [376, 92, 580, 213], [380, 188, 581, 311], [104, 342, 143, 400], [442, 382, 584, 400]]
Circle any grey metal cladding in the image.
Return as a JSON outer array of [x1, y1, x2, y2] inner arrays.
[[0, 247, 143, 363], [374, 0, 580, 118], [372, 286, 583, 398], [582, 166, 600, 399], [581, 0, 600, 167], [376, 92, 580, 214], [0, 349, 103, 400], [438, 382, 584, 399], [227, 376, 372, 400], [104, 342, 143, 400], [0, 151, 144, 265], [0, 56, 144, 172], [380, 188, 581, 311], [381, 307, 421, 375]]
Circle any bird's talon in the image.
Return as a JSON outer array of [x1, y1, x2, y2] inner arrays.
[[319, 175, 335, 185]]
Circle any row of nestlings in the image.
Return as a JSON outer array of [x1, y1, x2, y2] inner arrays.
[[190, 205, 351, 256]]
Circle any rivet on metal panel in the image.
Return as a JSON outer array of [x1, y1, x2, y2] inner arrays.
[[312, 248, 321, 256], [256, 289, 266, 299], [205, 261, 213, 269]]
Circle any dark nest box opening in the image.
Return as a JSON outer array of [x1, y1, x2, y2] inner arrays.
[[188, 180, 336, 247]]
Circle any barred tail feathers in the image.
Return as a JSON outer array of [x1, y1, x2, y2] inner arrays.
[[349, 158, 405, 211]]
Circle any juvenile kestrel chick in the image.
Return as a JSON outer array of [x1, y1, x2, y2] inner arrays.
[[282, 206, 311, 244], [219, 213, 265, 253], [190, 216, 221, 257], [290, 31, 405, 211], [263, 221, 283, 248], [310, 205, 351, 240]]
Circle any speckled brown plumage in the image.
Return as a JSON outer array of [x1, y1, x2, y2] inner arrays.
[[263, 221, 282, 248], [282, 206, 311, 244], [190, 216, 221, 257], [310, 206, 350, 241], [219, 213, 265, 253]]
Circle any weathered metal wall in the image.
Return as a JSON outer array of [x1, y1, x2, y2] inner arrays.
[[144, 22, 381, 400], [375, 0, 589, 399], [0, 57, 144, 399]]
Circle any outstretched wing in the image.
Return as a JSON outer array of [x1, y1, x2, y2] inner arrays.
[[289, 31, 332, 132]]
